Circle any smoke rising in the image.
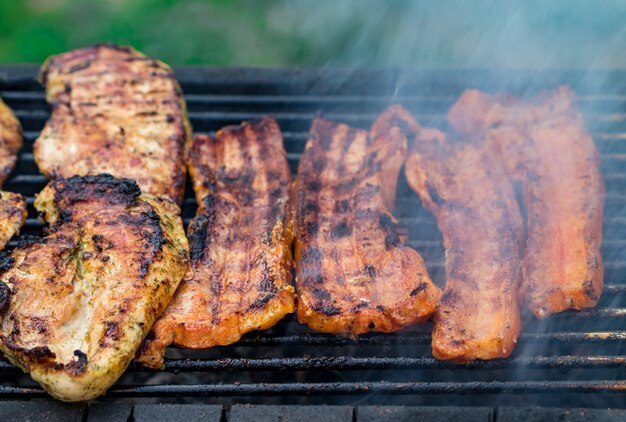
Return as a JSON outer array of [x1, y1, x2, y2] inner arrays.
[[269, 0, 626, 70]]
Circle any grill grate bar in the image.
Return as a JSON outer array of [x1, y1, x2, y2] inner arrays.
[[0, 355, 624, 375], [0, 330, 624, 372], [3, 380, 626, 398]]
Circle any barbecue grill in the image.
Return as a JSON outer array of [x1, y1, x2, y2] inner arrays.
[[1, 66, 626, 417]]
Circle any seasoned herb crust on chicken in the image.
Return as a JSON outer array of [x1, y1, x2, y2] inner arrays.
[[449, 87, 604, 318], [0, 98, 23, 186], [0, 175, 189, 401], [293, 111, 441, 335], [137, 117, 294, 369], [395, 105, 523, 362], [0, 98, 27, 248], [34, 44, 192, 204], [0, 192, 27, 250]]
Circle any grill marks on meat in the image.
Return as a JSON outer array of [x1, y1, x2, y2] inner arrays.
[[34, 44, 192, 204], [397, 104, 524, 362], [449, 87, 604, 318], [0, 98, 22, 186], [294, 112, 441, 334], [0, 175, 189, 401], [0, 98, 27, 249], [137, 117, 294, 369], [0, 192, 27, 250]]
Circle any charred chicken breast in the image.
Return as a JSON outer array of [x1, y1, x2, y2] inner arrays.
[[294, 112, 441, 334], [0, 98, 27, 248], [34, 44, 192, 204], [0, 192, 27, 250], [137, 117, 294, 369], [0, 97, 23, 186], [0, 175, 189, 401], [449, 87, 604, 318]]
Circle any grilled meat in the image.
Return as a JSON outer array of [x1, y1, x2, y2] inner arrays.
[[0, 192, 27, 250], [137, 117, 294, 369], [34, 44, 192, 204], [0, 97, 22, 186], [396, 105, 523, 361], [293, 112, 441, 334], [449, 87, 604, 318], [0, 175, 189, 401], [0, 98, 27, 248]]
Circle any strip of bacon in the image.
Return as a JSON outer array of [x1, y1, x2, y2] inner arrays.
[[137, 117, 295, 369], [294, 111, 441, 334], [449, 87, 604, 318], [394, 105, 524, 362]]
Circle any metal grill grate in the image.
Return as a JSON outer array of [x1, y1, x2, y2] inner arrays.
[[1, 66, 626, 407]]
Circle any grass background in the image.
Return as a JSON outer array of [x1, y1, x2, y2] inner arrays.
[[1, 0, 626, 68]]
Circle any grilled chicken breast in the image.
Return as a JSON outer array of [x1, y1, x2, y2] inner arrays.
[[0, 192, 27, 250], [0, 175, 189, 401], [0, 98, 27, 248], [449, 87, 604, 318], [395, 105, 524, 362], [137, 117, 294, 369], [34, 44, 192, 204], [0, 98, 23, 186], [294, 112, 441, 334]]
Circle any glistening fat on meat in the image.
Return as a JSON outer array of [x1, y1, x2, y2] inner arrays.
[[397, 105, 524, 362], [293, 110, 441, 335], [448, 87, 605, 318], [137, 117, 295, 369]]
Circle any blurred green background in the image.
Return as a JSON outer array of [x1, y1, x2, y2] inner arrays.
[[1, 0, 626, 68]]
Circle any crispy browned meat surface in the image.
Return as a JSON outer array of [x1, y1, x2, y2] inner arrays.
[[0, 98, 22, 186], [449, 87, 604, 318], [0, 175, 189, 401], [137, 117, 295, 369], [395, 104, 523, 362], [0, 192, 27, 250], [34, 44, 192, 204], [0, 98, 27, 248], [293, 111, 441, 334]]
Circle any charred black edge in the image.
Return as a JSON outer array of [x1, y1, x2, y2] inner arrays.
[[0, 335, 56, 361], [0, 250, 14, 316], [310, 302, 342, 317], [188, 207, 211, 263], [248, 292, 278, 311], [0, 280, 9, 315], [64, 349, 88, 375], [12, 234, 46, 249], [410, 282, 430, 297], [0, 252, 15, 272], [52, 174, 141, 222], [132, 206, 166, 279]]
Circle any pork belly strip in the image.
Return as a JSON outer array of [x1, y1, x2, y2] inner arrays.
[[0, 175, 189, 401], [449, 87, 604, 318], [294, 112, 441, 335], [34, 44, 192, 204], [137, 117, 295, 369], [391, 104, 523, 362]]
